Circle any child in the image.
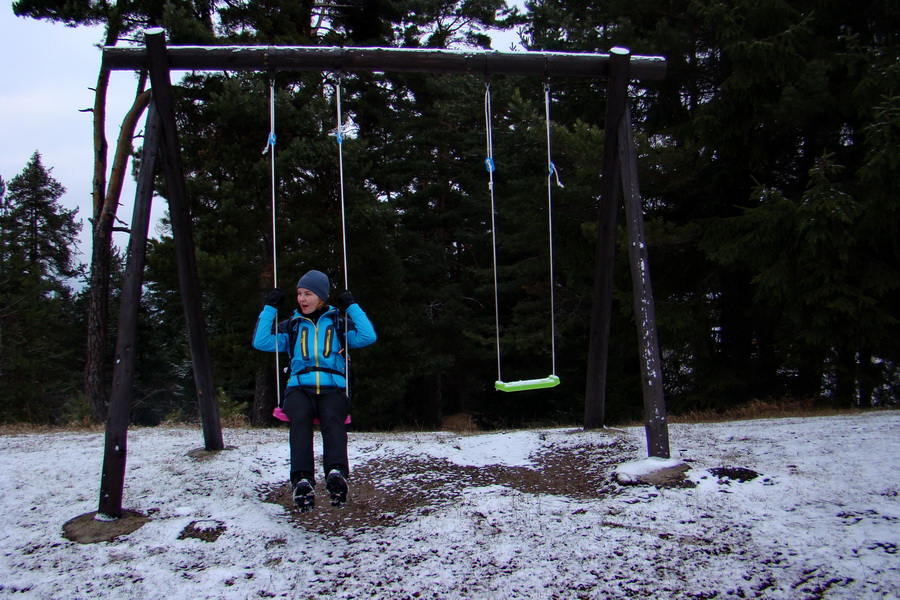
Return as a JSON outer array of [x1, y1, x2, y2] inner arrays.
[[252, 269, 377, 510]]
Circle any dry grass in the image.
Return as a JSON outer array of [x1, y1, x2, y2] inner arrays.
[[0, 420, 106, 436], [0, 398, 877, 436], [665, 397, 865, 424], [440, 413, 480, 432]]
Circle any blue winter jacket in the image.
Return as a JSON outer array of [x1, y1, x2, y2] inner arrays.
[[252, 303, 376, 393]]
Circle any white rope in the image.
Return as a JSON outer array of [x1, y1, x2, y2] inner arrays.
[[544, 82, 561, 376], [263, 76, 282, 407], [335, 75, 351, 397], [488, 82, 561, 385], [485, 82, 502, 383], [335, 75, 350, 291]]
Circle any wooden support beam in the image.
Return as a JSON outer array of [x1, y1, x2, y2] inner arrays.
[[619, 104, 670, 459], [145, 29, 224, 451], [103, 44, 666, 81], [97, 102, 161, 520], [584, 48, 630, 430]]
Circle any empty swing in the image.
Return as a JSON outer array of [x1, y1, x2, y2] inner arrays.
[[485, 81, 562, 393]]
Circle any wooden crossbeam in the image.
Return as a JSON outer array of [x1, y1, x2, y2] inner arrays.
[[103, 44, 666, 81]]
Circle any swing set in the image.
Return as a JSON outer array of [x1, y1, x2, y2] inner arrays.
[[261, 62, 567, 395], [97, 33, 670, 521], [265, 72, 559, 405]]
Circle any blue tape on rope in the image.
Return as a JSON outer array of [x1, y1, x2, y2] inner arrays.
[[485, 157, 495, 172], [336, 131, 344, 144], [268, 132, 276, 146], [548, 161, 556, 175]]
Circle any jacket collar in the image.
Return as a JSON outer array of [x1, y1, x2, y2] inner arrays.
[[292, 305, 336, 322]]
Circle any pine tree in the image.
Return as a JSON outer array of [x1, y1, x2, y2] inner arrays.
[[14, 0, 219, 422], [2, 152, 79, 283], [523, 0, 900, 412], [0, 152, 83, 423]]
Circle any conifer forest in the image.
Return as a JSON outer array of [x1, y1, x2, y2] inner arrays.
[[3, 0, 898, 428]]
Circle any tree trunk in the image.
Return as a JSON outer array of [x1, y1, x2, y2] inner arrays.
[[857, 349, 875, 408], [85, 61, 113, 422], [831, 346, 856, 408], [252, 364, 277, 426], [85, 244, 111, 421], [84, 21, 129, 423], [420, 373, 443, 429], [84, 86, 150, 422]]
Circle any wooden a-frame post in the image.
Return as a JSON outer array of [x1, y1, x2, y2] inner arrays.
[[620, 99, 670, 458], [97, 40, 670, 521], [97, 29, 223, 521], [584, 48, 629, 430], [97, 100, 162, 519], [144, 30, 224, 453], [584, 48, 670, 457]]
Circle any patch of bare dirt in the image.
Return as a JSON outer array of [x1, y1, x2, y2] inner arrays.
[[178, 519, 227, 542], [62, 510, 149, 544], [709, 466, 760, 482], [261, 437, 637, 534], [186, 445, 239, 460]]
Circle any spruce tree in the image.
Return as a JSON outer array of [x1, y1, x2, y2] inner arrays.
[[2, 152, 79, 283], [14, 0, 219, 422], [0, 152, 83, 422], [523, 0, 900, 411]]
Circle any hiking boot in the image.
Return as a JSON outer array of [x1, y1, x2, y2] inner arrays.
[[293, 479, 315, 512], [325, 469, 348, 507]]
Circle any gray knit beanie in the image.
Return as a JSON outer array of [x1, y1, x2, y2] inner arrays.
[[296, 270, 330, 302]]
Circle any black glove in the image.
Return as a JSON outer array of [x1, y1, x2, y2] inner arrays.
[[265, 288, 285, 308], [336, 290, 356, 309]]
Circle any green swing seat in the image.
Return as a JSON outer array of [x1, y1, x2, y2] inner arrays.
[[495, 374, 560, 392], [486, 83, 562, 396]]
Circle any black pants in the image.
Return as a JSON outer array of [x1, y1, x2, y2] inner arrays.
[[283, 386, 350, 485]]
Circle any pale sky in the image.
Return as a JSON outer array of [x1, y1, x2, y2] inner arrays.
[[0, 7, 153, 259], [0, 6, 524, 266]]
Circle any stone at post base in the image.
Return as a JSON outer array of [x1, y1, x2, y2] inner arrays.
[[614, 457, 693, 488], [62, 510, 148, 544]]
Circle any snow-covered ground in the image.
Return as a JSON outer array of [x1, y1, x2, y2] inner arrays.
[[1, 411, 897, 599]]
